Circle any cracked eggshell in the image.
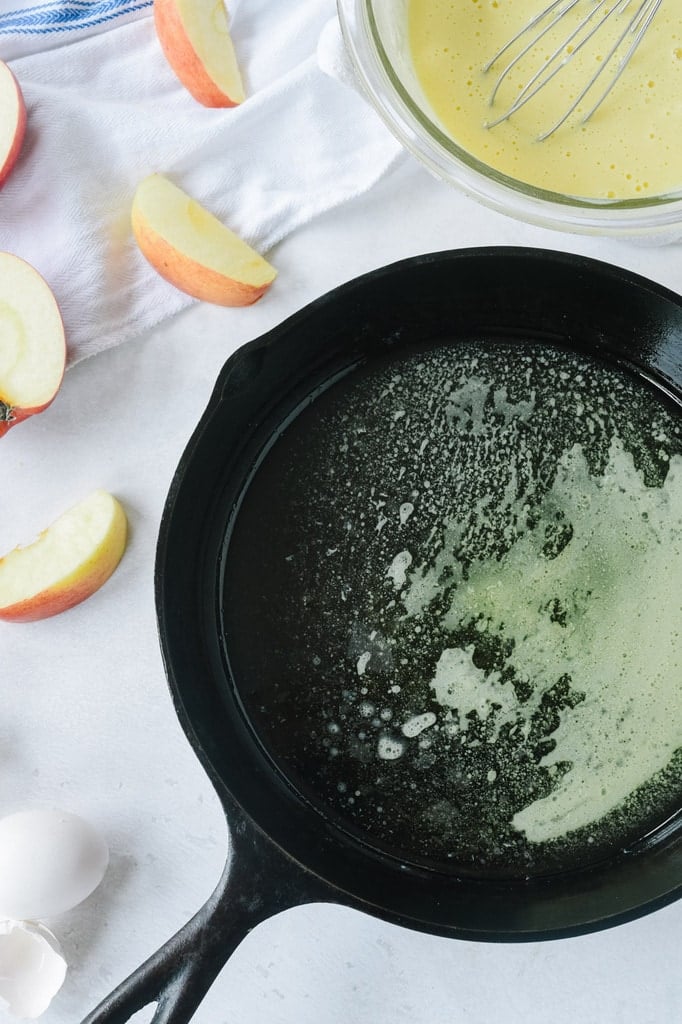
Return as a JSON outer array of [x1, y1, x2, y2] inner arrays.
[[0, 809, 109, 922], [0, 921, 67, 1019]]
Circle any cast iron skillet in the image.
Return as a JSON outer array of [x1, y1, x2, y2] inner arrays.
[[85, 249, 682, 1024]]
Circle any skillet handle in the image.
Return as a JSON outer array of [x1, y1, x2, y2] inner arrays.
[[82, 810, 332, 1024]]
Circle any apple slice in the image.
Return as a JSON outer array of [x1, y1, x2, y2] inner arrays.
[[0, 60, 26, 189], [153, 0, 245, 107], [131, 173, 276, 306], [0, 253, 66, 439], [0, 490, 128, 623]]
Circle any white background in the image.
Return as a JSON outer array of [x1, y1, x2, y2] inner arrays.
[[2, 154, 681, 1024]]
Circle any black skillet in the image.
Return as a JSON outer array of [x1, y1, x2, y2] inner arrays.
[[84, 248, 682, 1024]]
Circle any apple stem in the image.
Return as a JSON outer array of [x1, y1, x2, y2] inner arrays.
[[0, 401, 15, 423]]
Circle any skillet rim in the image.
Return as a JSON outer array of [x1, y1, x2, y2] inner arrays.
[[155, 246, 682, 941]]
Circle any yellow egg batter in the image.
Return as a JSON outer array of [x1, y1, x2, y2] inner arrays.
[[408, 0, 682, 200]]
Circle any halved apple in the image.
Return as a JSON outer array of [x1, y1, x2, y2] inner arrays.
[[0, 253, 66, 439], [153, 0, 245, 107], [0, 490, 128, 623], [131, 173, 276, 306], [0, 60, 26, 189]]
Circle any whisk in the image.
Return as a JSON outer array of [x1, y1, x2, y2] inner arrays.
[[483, 0, 664, 140]]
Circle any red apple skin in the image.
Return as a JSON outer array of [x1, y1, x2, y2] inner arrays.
[[0, 353, 66, 439], [0, 567, 113, 623], [153, 0, 242, 107], [0, 254, 66, 439], [0, 65, 27, 189], [0, 496, 128, 623], [132, 212, 272, 307], [0, 387, 62, 440]]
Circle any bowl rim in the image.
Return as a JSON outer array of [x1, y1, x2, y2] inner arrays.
[[336, 0, 682, 237]]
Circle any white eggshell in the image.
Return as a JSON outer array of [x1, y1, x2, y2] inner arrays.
[[0, 920, 67, 1019], [0, 809, 109, 921]]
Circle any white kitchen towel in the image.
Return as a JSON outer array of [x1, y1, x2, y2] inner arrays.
[[0, 1, 404, 365]]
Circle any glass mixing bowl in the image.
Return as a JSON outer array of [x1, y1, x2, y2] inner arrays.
[[336, 0, 682, 240]]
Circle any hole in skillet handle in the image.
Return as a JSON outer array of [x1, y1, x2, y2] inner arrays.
[[80, 797, 334, 1024]]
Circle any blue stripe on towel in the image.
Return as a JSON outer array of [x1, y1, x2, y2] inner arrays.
[[0, 0, 152, 38]]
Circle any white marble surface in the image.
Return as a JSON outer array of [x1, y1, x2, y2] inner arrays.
[[2, 156, 681, 1024]]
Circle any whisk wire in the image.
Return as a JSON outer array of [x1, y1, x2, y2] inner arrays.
[[485, 0, 623, 130], [484, 0, 584, 106], [536, 0, 651, 139], [482, 0, 569, 73], [484, 0, 665, 140], [577, 0, 664, 128]]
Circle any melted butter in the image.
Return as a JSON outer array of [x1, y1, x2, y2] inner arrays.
[[406, 438, 682, 842], [408, 0, 682, 200], [224, 339, 682, 871], [430, 646, 520, 741]]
